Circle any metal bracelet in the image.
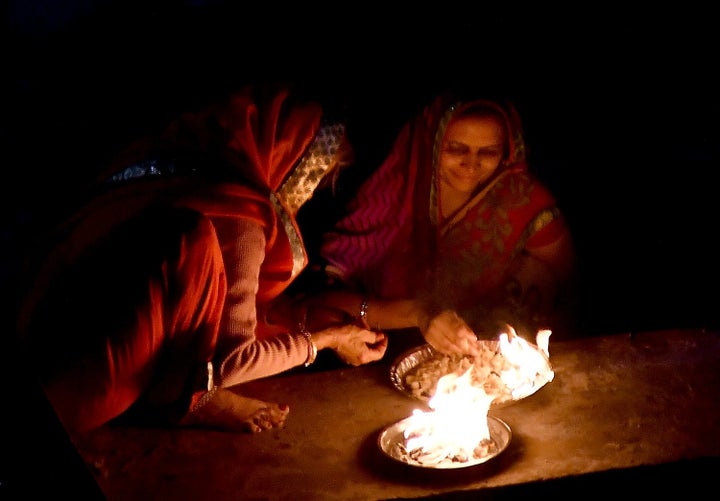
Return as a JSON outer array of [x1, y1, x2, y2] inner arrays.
[[359, 298, 369, 326], [298, 323, 317, 367]]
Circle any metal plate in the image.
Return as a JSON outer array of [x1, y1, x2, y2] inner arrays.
[[390, 342, 552, 408], [377, 415, 511, 469]]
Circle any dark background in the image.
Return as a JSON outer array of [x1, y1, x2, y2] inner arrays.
[[3, 1, 719, 336]]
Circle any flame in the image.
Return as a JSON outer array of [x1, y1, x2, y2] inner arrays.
[[498, 326, 554, 399], [399, 327, 553, 466], [403, 367, 494, 463]]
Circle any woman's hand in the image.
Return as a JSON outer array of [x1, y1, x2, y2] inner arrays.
[[420, 309, 480, 356], [316, 324, 388, 366]]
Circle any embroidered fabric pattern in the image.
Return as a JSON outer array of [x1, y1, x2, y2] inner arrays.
[[270, 193, 306, 278], [270, 121, 346, 278], [105, 158, 197, 183], [275, 121, 346, 214]]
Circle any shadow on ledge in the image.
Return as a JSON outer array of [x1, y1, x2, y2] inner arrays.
[[386, 456, 720, 500]]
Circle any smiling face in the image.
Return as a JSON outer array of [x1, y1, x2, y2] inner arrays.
[[438, 112, 507, 197]]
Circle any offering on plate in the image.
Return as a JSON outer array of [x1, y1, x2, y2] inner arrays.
[[378, 414, 512, 469], [392, 329, 554, 407]]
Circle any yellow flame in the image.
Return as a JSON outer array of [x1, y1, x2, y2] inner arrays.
[[403, 368, 494, 462], [497, 327, 554, 398], [400, 327, 553, 464]]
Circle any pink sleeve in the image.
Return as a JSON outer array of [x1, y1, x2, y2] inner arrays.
[[210, 217, 310, 387], [319, 123, 415, 283]]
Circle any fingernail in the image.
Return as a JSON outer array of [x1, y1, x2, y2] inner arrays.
[[279, 404, 289, 411]]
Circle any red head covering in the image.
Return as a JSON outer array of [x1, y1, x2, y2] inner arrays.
[[320, 93, 564, 325], [104, 85, 325, 192], [27, 85, 347, 318], [197, 85, 324, 192], [16, 85, 351, 432]]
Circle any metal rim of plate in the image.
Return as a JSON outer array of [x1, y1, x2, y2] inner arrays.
[[377, 414, 512, 469], [389, 342, 551, 408]]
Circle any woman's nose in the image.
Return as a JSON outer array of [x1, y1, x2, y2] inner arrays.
[[461, 154, 482, 169]]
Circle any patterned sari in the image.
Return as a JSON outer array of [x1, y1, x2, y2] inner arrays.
[[320, 93, 574, 335]]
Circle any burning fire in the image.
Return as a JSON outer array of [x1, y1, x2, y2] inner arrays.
[[398, 327, 553, 467], [498, 327, 553, 399], [401, 370, 496, 465]]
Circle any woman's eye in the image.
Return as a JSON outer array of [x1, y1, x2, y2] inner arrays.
[[444, 143, 468, 155], [480, 151, 502, 160]]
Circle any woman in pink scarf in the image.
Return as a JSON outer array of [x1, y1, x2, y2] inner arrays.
[[302, 91, 576, 352], [16, 84, 388, 438]]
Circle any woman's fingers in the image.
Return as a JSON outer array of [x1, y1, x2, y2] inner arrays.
[[428, 310, 479, 355], [334, 325, 388, 365]]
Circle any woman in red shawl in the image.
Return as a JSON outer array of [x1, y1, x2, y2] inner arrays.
[[301, 92, 576, 351], [16, 84, 387, 438]]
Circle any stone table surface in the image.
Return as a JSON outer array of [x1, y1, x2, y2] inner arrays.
[[71, 328, 720, 500]]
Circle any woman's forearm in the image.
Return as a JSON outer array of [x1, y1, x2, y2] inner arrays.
[[307, 289, 425, 331], [363, 298, 427, 331]]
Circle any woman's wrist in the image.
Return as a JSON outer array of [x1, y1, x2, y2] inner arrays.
[[297, 323, 318, 367], [411, 300, 438, 332], [310, 329, 338, 352], [358, 296, 370, 327], [416, 310, 431, 332]]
